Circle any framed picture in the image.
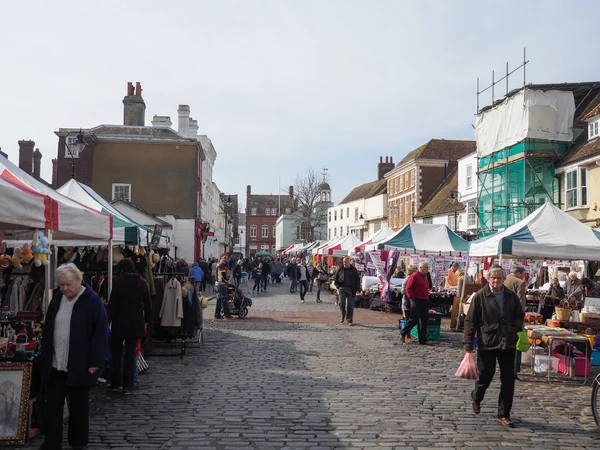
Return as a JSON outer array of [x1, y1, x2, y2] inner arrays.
[[0, 362, 32, 444]]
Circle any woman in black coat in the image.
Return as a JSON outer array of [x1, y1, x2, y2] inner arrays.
[[41, 263, 108, 450], [107, 258, 152, 395]]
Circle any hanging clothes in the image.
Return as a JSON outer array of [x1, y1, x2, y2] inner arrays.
[[160, 278, 183, 327], [24, 281, 45, 312], [143, 254, 155, 296], [9, 278, 26, 313]]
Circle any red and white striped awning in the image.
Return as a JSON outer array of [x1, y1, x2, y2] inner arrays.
[[0, 156, 112, 240], [323, 234, 362, 256]]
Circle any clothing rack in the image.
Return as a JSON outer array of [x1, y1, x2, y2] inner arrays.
[[147, 273, 203, 359]]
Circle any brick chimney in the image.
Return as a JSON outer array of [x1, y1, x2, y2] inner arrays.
[[33, 148, 42, 179], [289, 185, 294, 198], [247, 185, 251, 196], [18, 140, 35, 175], [378, 156, 395, 180], [177, 105, 190, 137], [52, 158, 58, 188], [151, 115, 172, 128], [123, 81, 146, 126], [188, 119, 199, 138]]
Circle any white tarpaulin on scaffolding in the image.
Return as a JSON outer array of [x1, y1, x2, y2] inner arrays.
[[475, 89, 575, 157]]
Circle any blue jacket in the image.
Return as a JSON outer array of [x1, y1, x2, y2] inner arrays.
[[41, 286, 109, 387], [190, 265, 204, 282]]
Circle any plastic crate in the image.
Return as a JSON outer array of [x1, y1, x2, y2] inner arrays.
[[427, 312, 442, 326], [592, 349, 600, 366], [410, 324, 441, 342]]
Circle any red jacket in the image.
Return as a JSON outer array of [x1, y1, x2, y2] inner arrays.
[[406, 271, 430, 300]]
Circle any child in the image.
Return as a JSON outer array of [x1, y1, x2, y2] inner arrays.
[[252, 264, 263, 294]]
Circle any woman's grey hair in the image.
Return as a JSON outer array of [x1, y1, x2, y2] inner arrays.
[[406, 264, 418, 274], [55, 263, 83, 283], [568, 271, 578, 279]]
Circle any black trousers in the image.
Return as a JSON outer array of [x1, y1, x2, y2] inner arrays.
[[110, 336, 137, 391], [472, 348, 516, 418], [401, 298, 430, 344], [42, 369, 90, 450]]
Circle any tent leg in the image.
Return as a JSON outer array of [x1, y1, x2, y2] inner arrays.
[[457, 256, 469, 331], [45, 229, 53, 310], [108, 240, 113, 296]]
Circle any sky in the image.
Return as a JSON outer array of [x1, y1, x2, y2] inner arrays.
[[1, 1, 599, 208]]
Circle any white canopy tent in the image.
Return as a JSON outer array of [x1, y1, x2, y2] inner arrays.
[[469, 202, 600, 260], [353, 227, 395, 254], [323, 234, 362, 257], [0, 156, 113, 300], [312, 236, 344, 255]]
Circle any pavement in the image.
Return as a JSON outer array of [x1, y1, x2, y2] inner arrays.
[[21, 278, 600, 449]]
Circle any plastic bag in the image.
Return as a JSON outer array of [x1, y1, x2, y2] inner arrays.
[[516, 330, 531, 352], [455, 352, 479, 381], [279, 272, 284, 280]]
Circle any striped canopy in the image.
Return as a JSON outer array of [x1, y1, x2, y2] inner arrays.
[[353, 227, 395, 253], [378, 223, 469, 253], [323, 235, 362, 256], [469, 202, 600, 259], [0, 155, 112, 240]]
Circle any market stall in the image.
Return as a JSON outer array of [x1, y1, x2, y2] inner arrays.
[[376, 223, 470, 315], [323, 234, 362, 257], [353, 226, 395, 254], [0, 155, 112, 444], [468, 201, 600, 380]]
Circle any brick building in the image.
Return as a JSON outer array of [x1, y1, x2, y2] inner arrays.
[[384, 139, 476, 230], [53, 82, 208, 261], [246, 185, 295, 256]]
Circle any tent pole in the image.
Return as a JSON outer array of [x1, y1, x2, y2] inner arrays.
[[457, 256, 469, 331], [108, 240, 113, 296], [45, 229, 53, 310]]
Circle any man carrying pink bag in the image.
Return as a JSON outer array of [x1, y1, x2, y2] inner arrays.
[[461, 265, 525, 428]]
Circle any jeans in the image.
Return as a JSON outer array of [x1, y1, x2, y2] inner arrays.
[[253, 278, 261, 293], [133, 354, 140, 387], [110, 336, 137, 391], [195, 281, 202, 294], [338, 286, 355, 323], [401, 298, 431, 344], [472, 349, 516, 418], [290, 278, 298, 293], [262, 275, 268, 290], [42, 369, 90, 450], [299, 280, 310, 300], [316, 280, 324, 301], [214, 284, 232, 318]]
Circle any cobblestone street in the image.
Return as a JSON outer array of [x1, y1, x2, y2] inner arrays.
[[24, 279, 600, 449]]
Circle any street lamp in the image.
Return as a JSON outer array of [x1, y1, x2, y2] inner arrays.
[[221, 195, 233, 253], [358, 213, 368, 241], [64, 129, 85, 179], [449, 190, 462, 233]]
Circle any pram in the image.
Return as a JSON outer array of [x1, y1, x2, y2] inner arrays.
[[225, 282, 252, 319]]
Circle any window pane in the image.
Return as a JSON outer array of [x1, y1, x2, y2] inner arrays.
[[580, 168, 587, 187]]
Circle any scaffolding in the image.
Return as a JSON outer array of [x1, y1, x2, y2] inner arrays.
[[476, 139, 566, 237]]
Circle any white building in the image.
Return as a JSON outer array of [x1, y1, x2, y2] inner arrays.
[[233, 213, 246, 256], [327, 179, 387, 242], [276, 212, 302, 251], [203, 182, 226, 259], [412, 152, 478, 238]]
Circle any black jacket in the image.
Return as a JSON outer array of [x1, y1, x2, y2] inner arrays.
[[334, 265, 361, 293], [463, 285, 525, 352], [287, 263, 298, 280], [107, 273, 152, 338], [41, 286, 108, 387]]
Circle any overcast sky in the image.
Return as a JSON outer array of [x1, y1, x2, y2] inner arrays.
[[1, 1, 598, 208]]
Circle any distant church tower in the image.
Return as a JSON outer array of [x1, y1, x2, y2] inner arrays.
[[315, 168, 333, 241]]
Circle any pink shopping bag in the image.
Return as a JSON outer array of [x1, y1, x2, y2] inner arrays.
[[455, 352, 478, 381]]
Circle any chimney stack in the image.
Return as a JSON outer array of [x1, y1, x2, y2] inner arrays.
[[33, 149, 42, 179], [188, 119, 199, 138], [52, 158, 58, 188], [18, 140, 35, 175], [177, 105, 190, 137], [151, 115, 172, 128], [247, 185, 251, 196], [123, 81, 146, 126], [289, 185, 294, 198], [377, 155, 395, 181]]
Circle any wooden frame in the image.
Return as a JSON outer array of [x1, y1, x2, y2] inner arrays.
[[0, 362, 32, 445]]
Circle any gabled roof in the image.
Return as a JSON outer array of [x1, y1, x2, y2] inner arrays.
[[398, 139, 476, 166], [558, 91, 600, 167], [414, 168, 464, 217], [339, 178, 386, 205]]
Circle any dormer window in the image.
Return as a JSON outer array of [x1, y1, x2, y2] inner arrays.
[[589, 119, 599, 140]]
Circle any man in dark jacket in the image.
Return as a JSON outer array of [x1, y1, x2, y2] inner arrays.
[[334, 257, 361, 326], [400, 262, 431, 344], [463, 265, 525, 428], [287, 258, 299, 293]]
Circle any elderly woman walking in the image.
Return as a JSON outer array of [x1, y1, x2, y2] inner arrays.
[[107, 258, 152, 395], [40, 263, 108, 450]]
